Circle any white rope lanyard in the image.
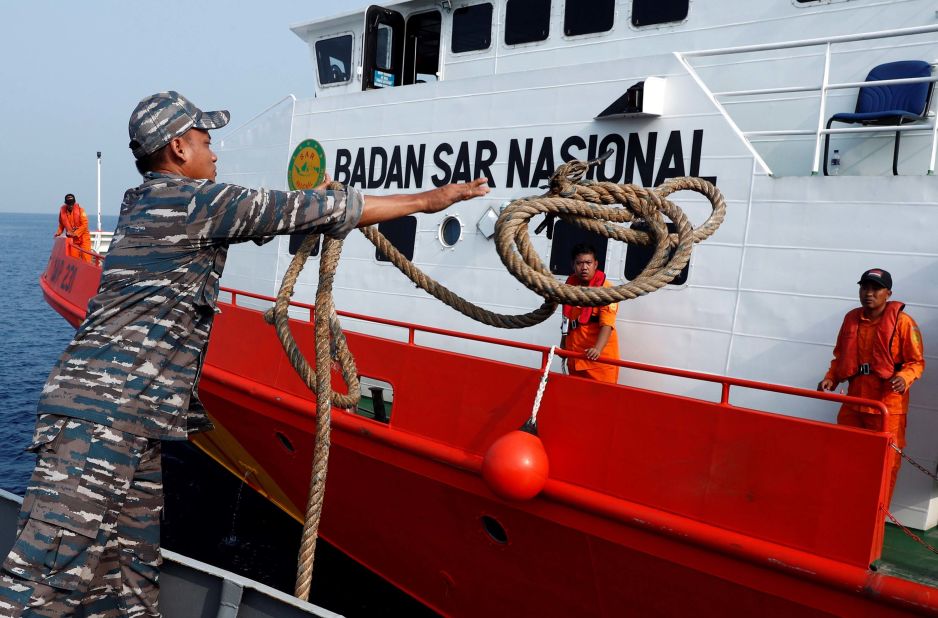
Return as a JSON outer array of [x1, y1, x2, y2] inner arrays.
[[529, 345, 557, 427]]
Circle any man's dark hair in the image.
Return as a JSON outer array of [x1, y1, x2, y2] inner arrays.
[[571, 243, 598, 262], [134, 144, 169, 176], [64, 193, 75, 202]]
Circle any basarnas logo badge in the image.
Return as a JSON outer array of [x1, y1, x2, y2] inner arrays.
[[288, 139, 327, 190]]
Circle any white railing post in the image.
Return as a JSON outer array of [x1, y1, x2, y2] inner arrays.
[[811, 43, 833, 176], [929, 65, 938, 174], [95, 151, 102, 251], [675, 52, 774, 176]]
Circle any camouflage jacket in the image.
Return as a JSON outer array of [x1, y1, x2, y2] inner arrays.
[[37, 172, 363, 440]]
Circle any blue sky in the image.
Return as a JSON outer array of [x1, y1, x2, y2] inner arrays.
[[0, 1, 358, 217]]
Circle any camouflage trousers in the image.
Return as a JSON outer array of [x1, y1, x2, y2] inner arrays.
[[0, 416, 162, 617]]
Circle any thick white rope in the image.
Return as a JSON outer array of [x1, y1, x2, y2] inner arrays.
[[529, 346, 557, 426]]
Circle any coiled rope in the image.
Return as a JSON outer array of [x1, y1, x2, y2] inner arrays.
[[264, 157, 725, 600]]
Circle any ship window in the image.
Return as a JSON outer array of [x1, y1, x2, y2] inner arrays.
[[452, 4, 493, 53], [315, 35, 353, 85], [439, 216, 462, 247], [549, 220, 609, 276], [624, 222, 689, 285], [375, 216, 417, 262], [565, 0, 615, 36], [364, 6, 404, 90], [404, 11, 441, 85], [376, 24, 394, 70], [288, 233, 322, 257], [505, 0, 551, 45], [631, 0, 688, 27]]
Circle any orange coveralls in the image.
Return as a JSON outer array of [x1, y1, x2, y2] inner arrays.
[[563, 279, 620, 383], [55, 204, 92, 262], [823, 310, 924, 505]]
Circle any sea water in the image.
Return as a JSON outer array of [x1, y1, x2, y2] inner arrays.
[[0, 213, 88, 494]]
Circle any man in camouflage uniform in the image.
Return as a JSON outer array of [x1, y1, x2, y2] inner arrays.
[[0, 91, 488, 617]]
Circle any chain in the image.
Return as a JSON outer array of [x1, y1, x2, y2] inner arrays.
[[882, 507, 938, 556], [892, 443, 938, 482]]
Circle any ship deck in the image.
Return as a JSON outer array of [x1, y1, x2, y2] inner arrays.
[[879, 524, 938, 588]]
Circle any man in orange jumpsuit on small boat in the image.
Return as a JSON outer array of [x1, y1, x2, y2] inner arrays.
[[54, 193, 93, 262], [818, 268, 925, 506], [560, 243, 620, 383]]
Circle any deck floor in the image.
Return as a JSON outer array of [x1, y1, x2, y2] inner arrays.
[[876, 523, 938, 587]]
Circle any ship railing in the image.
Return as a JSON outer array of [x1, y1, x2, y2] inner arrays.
[[64, 237, 106, 266], [221, 286, 888, 424], [90, 229, 113, 254], [676, 24, 938, 176]]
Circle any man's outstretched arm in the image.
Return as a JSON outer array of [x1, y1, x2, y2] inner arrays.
[[358, 178, 489, 227]]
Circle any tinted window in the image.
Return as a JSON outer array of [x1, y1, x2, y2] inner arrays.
[[631, 0, 688, 27], [505, 0, 551, 45], [315, 35, 353, 84], [375, 216, 418, 262], [549, 220, 608, 276], [440, 217, 462, 247], [565, 0, 615, 36], [452, 4, 493, 53], [376, 24, 394, 70], [404, 11, 441, 84], [624, 222, 688, 285], [288, 233, 322, 257]]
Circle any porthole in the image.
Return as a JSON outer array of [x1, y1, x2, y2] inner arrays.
[[439, 216, 463, 248]]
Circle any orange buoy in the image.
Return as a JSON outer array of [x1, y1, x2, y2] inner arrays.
[[482, 429, 549, 501]]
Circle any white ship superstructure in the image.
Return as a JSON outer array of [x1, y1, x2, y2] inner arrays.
[[215, 0, 938, 530]]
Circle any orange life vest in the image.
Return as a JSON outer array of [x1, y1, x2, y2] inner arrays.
[[833, 301, 904, 382]]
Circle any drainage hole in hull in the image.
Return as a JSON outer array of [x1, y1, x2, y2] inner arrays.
[[275, 431, 295, 453], [481, 515, 508, 545]]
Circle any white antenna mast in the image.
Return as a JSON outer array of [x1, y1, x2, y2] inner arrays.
[[96, 151, 102, 233]]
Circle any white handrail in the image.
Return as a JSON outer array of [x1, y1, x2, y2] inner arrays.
[[745, 124, 936, 138], [681, 24, 938, 59], [811, 43, 833, 176], [676, 23, 938, 176], [715, 75, 938, 98], [674, 52, 775, 176]]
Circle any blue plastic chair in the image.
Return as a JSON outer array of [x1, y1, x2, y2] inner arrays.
[[823, 60, 934, 175]]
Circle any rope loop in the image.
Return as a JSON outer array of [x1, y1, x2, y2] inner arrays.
[[494, 164, 725, 309]]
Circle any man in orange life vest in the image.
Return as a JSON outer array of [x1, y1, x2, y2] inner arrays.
[[54, 193, 93, 262], [817, 268, 925, 505], [560, 243, 620, 383]]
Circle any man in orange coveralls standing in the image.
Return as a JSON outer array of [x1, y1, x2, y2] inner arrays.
[[54, 193, 93, 262], [560, 243, 620, 383], [818, 268, 925, 505]]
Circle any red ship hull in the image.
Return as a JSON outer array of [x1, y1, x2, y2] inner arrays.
[[40, 239, 938, 616]]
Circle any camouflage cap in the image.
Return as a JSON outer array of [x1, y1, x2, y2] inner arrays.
[[128, 91, 230, 159]]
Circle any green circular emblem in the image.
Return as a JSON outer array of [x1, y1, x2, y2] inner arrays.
[[288, 139, 327, 190]]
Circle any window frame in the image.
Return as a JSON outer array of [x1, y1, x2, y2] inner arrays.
[[623, 221, 690, 287], [403, 9, 443, 85], [562, 0, 616, 39], [629, 0, 690, 29], [374, 215, 418, 263], [504, 0, 553, 47], [450, 3, 494, 54], [314, 32, 356, 89], [438, 215, 464, 248], [287, 233, 322, 258], [548, 219, 610, 277]]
